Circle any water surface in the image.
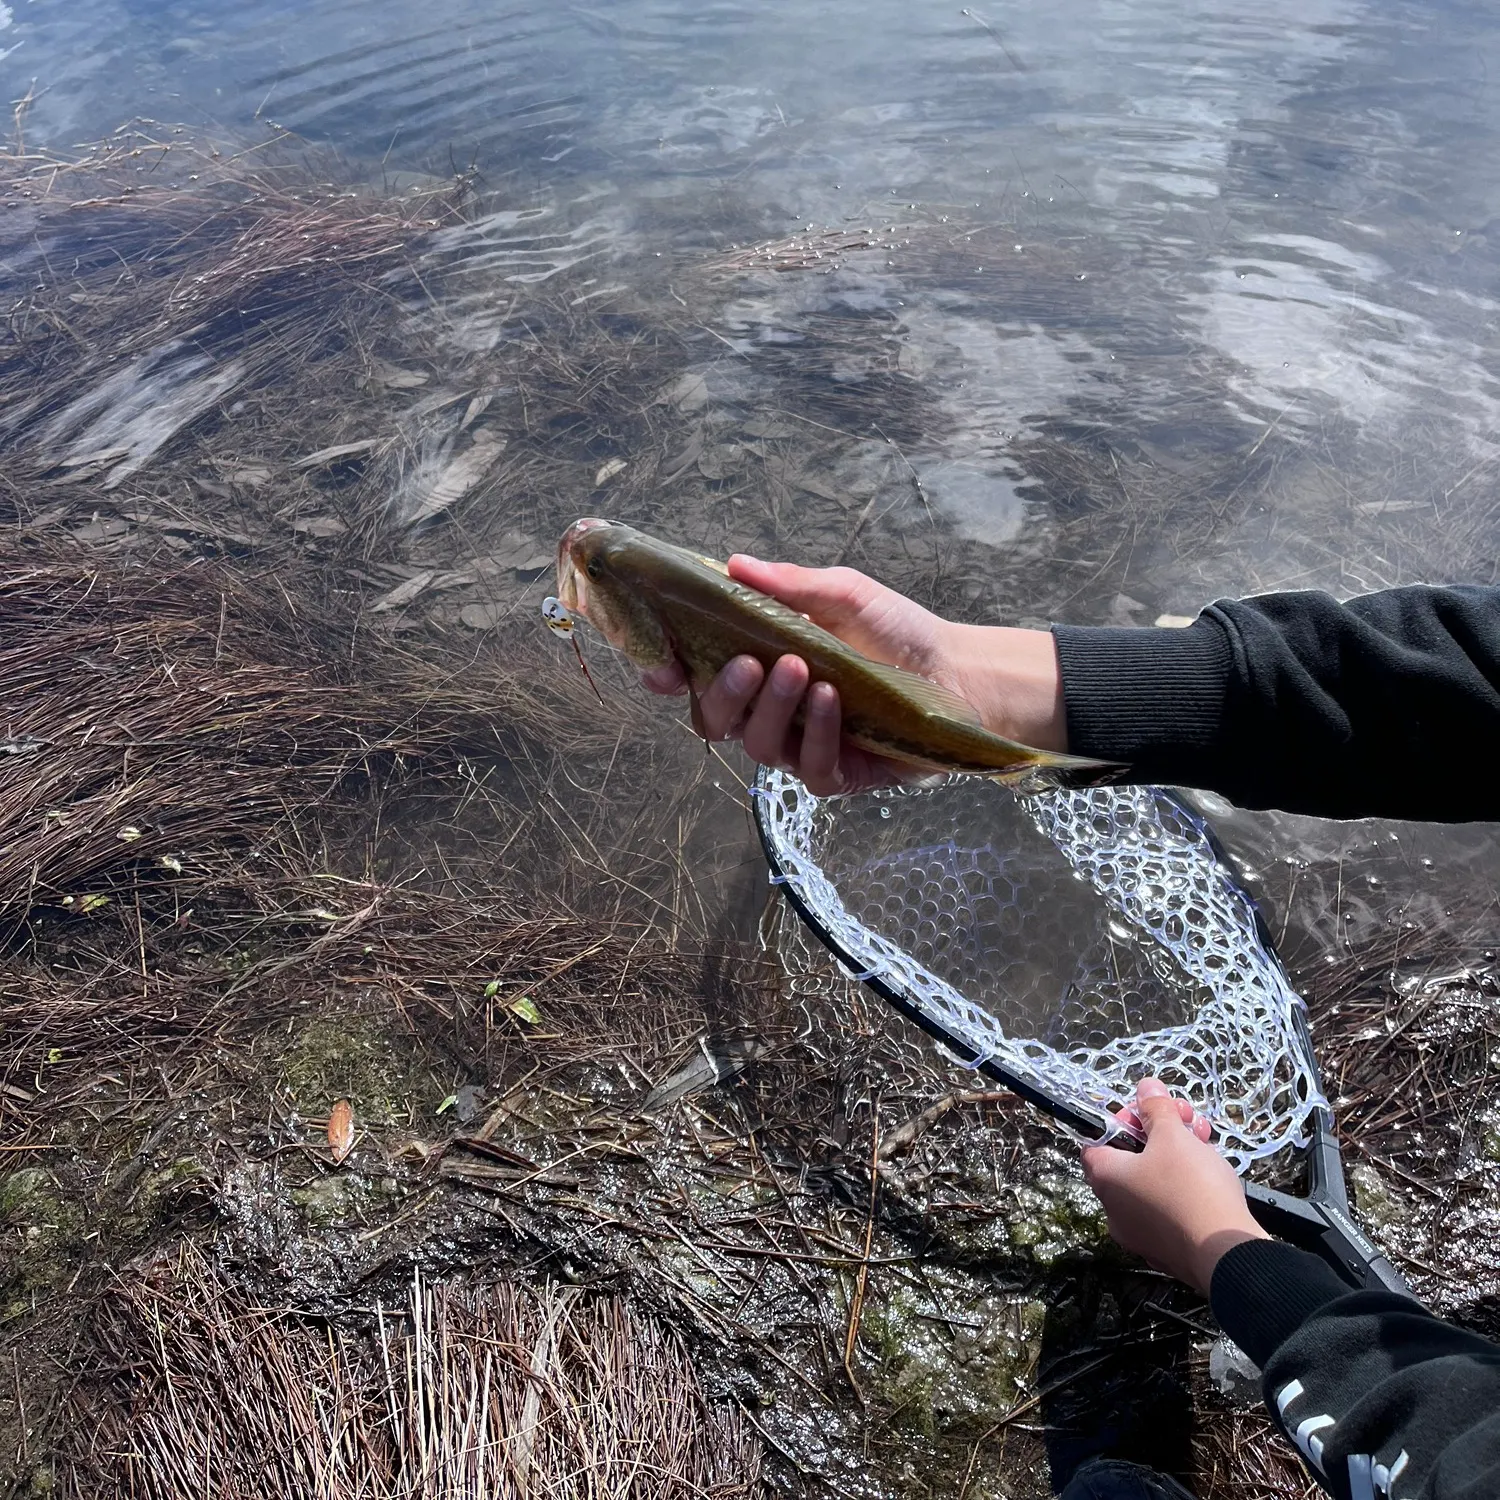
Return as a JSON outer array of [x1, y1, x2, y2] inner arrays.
[[6, 0, 1499, 953]]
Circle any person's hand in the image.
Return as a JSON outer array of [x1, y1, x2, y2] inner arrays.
[[641, 555, 1068, 795], [1081, 1078, 1269, 1296]]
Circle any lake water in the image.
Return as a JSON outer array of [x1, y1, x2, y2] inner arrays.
[[5, 0, 1499, 951]]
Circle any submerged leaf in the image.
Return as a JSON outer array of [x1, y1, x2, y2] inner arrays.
[[293, 439, 380, 469], [327, 1099, 355, 1163], [370, 570, 437, 614]]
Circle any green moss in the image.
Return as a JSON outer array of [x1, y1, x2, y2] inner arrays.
[[1349, 1162, 1404, 1237], [0, 1166, 85, 1305], [864, 1284, 1048, 1440], [276, 1012, 433, 1127], [1005, 1173, 1108, 1265], [290, 1172, 383, 1229], [129, 1156, 213, 1230]]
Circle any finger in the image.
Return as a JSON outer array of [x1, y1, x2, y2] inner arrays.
[[740, 655, 810, 766], [696, 656, 764, 740], [1080, 1140, 1131, 1190], [1175, 1099, 1196, 1126], [641, 662, 687, 696], [1192, 1113, 1213, 1143], [798, 682, 844, 789], [1134, 1078, 1189, 1137]]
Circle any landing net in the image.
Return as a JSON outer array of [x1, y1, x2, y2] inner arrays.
[[753, 770, 1326, 1172]]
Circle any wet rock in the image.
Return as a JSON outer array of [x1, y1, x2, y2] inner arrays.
[[1209, 1337, 1262, 1407]]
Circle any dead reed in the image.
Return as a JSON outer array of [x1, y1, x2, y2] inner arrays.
[[0, 544, 605, 919], [64, 1247, 764, 1500]]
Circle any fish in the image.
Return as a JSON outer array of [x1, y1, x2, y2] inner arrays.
[[553, 518, 1118, 789]]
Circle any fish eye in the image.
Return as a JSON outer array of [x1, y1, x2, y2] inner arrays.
[[585, 557, 603, 580]]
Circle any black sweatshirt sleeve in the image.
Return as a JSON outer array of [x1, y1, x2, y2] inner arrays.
[[1052, 585, 1500, 820], [1210, 1240, 1500, 1499]]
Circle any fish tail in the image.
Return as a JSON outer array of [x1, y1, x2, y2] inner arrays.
[[992, 751, 1127, 795]]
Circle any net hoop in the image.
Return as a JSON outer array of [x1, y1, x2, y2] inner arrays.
[[752, 770, 1327, 1172]]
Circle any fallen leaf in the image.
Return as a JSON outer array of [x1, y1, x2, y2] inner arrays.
[[594, 457, 628, 487], [436, 1093, 458, 1116], [372, 361, 429, 390], [60, 447, 130, 469], [398, 429, 507, 527], [328, 1099, 355, 1163], [70, 518, 132, 543], [370, 569, 437, 614], [293, 439, 380, 470], [459, 602, 502, 631], [291, 516, 348, 538], [660, 427, 705, 482], [698, 444, 741, 482], [664, 372, 710, 412], [510, 995, 541, 1024], [427, 568, 479, 591], [117, 826, 142, 842], [460, 392, 493, 431]]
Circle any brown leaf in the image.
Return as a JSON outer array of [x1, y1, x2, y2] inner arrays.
[[327, 1099, 355, 1163]]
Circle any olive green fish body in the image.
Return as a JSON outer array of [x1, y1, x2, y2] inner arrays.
[[556, 518, 1116, 787]]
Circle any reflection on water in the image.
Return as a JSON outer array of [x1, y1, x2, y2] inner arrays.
[[3, 0, 1498, 954]]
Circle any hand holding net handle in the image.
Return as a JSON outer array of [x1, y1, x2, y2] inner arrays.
[[1091, 1100, 1409, 1294]]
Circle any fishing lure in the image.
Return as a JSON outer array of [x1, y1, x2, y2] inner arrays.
[[542, 595, 604, 704]]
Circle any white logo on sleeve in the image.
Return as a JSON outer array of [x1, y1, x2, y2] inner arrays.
[[1274, 1380, 1410, 1498]]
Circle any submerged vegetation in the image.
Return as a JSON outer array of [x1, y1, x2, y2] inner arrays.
[[0, 120, 1494, 1500]]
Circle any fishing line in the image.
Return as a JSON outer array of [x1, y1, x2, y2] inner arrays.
[[543, 595, 605, 705]]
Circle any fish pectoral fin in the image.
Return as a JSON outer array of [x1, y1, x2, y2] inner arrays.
[[686, 677, 709, 741], [860, 658, 984, 725]]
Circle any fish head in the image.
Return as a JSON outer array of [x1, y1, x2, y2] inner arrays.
[[555, 517, 673, 669]]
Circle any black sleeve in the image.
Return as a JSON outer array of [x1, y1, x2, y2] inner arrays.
[[1051, 585, 1500, 820], [1210, 1239, 1500, 1499]]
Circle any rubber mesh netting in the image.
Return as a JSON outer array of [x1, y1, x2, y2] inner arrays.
[[754, 770, 1326, 1171]]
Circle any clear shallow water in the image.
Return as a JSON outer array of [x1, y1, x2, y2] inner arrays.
[[5, 0, 1500, 953]]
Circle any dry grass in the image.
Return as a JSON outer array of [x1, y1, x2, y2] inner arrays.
[[0, 542, 630, 925], [63, 1247, 764, 1500]]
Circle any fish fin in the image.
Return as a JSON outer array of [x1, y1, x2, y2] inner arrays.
[[989, 752, 1128, 794], [686, 677, 711, 745], [670, 633, 710, 742], [856, 659, 986, 725]]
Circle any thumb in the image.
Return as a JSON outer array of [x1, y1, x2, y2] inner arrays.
[[1134, 1078, 1188, 1138], [727, 555, 881, 632]]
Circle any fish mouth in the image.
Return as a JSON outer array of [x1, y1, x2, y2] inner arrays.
[[555, 517, 613, 616]]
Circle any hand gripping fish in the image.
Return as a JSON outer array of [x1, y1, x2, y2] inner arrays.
[[552, 517, 1118, 789]]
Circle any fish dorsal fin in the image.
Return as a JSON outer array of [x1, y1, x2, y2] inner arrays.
[[856, 657, 985, 726]]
